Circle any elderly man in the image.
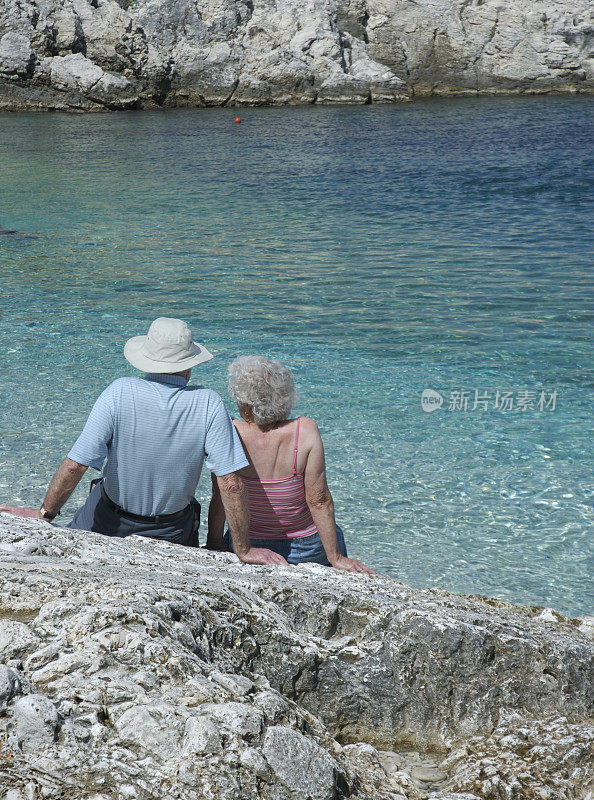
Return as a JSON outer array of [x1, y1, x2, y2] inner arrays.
[[0, 317, 286, 566]]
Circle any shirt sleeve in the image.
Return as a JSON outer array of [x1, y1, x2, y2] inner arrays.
[[204, 399, 249, 476], [67, 385, 116, 471]]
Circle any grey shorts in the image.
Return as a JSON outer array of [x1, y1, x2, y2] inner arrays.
[[67, 480, 200, 548]]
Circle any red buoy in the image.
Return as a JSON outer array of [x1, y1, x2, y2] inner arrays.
[[234, 116, 241, 124]]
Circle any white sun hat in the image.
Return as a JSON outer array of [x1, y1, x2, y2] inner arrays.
[[124, 317, 214, 373]]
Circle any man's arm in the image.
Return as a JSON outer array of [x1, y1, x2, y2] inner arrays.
[[216, 472, 287, 565], [0, 458, 88, 521], [42, 458, 88, 517]]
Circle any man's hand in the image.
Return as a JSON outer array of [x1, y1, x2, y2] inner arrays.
[[330, 555, 376, 575], [237, 547, 289, 566], [0, 506, 45, 521]]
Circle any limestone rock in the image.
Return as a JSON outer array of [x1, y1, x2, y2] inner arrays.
[[182, 715, 223, 755], [10, 694, 60, 752], [50, 52, 104, 90], [262, 726, 341, 800], [49, 52, 138, 108], [0, 514, 592, 799], [0, 664, 22, 708], [0, 32, 34, 78], [0, 0, 592, 109], [0, 620, 39, 661]]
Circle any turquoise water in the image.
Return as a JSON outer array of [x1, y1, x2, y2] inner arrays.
[[1, 97, 592, 617]]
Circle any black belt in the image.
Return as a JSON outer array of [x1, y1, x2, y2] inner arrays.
[[100, 483, 191, 524]]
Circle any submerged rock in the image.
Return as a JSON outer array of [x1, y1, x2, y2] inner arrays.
[[0, 514, 592, 799], [0, 0, 592, 110]]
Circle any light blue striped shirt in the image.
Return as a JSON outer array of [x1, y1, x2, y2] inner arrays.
[[68, 373, 248, 516]]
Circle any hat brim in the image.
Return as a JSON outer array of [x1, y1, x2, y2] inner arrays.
[[124, 336, 214, 373]]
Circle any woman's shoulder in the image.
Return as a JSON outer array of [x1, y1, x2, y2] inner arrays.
[[295, 416, 318, 429], [231, 418, 251, 440], [295, 416, 322, 443]]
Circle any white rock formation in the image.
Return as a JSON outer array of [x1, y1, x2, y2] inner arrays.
[[0, 514, 592, 799], [0, 0, 592, 109]]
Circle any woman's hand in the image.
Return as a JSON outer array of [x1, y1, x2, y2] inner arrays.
[[330, 555, 376, 575]]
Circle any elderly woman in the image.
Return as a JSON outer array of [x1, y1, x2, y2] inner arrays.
[[207, 356, 374, 574]]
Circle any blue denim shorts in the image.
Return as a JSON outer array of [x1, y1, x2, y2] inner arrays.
[[223, 526, 348, 566]]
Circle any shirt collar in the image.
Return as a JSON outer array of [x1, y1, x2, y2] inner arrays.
[[144, 373, 188, 387]]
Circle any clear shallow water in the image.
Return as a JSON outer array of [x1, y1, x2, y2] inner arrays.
[[1, 97, 592, 617]]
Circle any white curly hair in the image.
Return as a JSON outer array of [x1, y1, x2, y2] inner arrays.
[[227, 355, 297, 426]]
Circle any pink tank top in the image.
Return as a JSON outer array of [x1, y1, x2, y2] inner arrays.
[[242, 418, 317, 540]]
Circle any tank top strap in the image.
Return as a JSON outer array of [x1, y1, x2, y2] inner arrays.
[[292, 418, 301, 475]]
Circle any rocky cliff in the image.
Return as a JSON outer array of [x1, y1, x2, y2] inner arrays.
[[0, 514, 593, 799], [0, 0, 592, 109]]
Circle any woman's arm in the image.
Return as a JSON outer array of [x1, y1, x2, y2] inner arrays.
[[303, 421, 375, 575], [206, 473, 227, 550]]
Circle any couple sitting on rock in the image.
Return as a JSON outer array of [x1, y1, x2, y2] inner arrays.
[[0, 317, 373, 574]]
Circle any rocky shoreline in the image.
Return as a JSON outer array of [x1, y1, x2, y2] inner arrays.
[[1, 514, 593, 799], [0, 0, 593, 111]]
